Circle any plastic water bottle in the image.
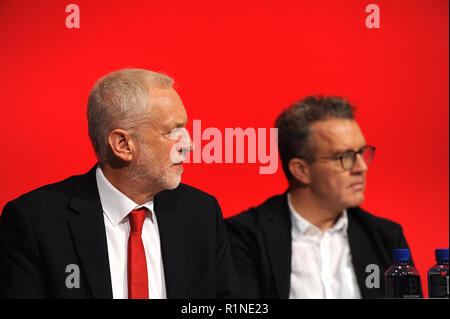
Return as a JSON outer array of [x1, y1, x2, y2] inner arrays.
[[385, 248, 423, 298], [427, 249, 449, 298]]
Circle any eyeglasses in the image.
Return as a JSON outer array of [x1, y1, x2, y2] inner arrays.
[[313, 145, 376, 170]]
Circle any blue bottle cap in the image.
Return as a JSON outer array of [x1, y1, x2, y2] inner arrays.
[[435, 249, 449, 262], [393, 249, 410, 262]]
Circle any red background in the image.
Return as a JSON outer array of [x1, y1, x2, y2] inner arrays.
[[0, 0, 448, 297]]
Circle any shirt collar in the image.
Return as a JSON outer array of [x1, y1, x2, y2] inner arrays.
[[287, 192, 348, 236], [332, 209, 348, 234], [95, 166, 154, 226]]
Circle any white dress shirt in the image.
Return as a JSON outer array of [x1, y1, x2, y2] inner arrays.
[[287, 193, 361, 299], [96, 166, 166, 299]]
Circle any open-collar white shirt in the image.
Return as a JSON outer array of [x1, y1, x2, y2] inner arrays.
[[287, 192, 361, 299]]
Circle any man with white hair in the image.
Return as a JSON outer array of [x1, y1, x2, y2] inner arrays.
[[0, 68, 240, 299]]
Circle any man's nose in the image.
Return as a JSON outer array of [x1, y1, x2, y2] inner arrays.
[[177, 129, 193, 153], [351, 153, 368, 173]]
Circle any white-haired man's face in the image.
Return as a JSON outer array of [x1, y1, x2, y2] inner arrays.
[[131, 88, 192, 191]]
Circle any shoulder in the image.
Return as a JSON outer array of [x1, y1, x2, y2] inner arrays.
[[348, 206, 404, 236], [225, 193, 287, 229], [0, 173, 87, 237], [3, 174, 82, 214]]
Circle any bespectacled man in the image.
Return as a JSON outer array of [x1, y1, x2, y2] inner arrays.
[[225, 95, 417, 299]]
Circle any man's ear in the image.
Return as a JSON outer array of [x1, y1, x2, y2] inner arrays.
[[288, 158, 311, 184], [107, 129, 135, 162]]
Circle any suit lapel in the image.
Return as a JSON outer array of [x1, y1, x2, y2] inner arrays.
[[154, 188, 187, 298], [347, 209, 373, 298], [262, 193, 292, 299], [67, 165, 113, 298]]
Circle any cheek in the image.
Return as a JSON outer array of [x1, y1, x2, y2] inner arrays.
[[151, 140, 174, 159], [328, 177, 348, 197], [318, 173, 352, 203], [314, 168, 346, 191], [167, 141, 180, 161], [155, 140, 181, 166]]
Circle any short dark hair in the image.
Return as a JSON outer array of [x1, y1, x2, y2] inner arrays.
[[275, 95, 356, 181]]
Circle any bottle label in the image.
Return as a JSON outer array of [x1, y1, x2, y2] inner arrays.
[[447, 275, 449, 296], [403, 276, 422, 298], [386, 275, 422, 298], [428, 271, 449, 298]]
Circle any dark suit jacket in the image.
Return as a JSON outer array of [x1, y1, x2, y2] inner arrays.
[[0, 165, 240, 299], [225, 192, 413, 299]]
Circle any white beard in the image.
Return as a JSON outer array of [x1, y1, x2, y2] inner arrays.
[[128, 142, 182, 193]]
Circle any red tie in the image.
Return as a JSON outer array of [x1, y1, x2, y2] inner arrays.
[[127, 208, 149, 299]]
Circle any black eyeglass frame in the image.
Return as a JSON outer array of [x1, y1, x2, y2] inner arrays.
[[311, 145, 376, 170]]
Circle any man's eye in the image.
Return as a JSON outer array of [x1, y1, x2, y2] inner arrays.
[[169, 127, 182, 134], [163, 128, 178, 136], [166, 127, 188, 141]]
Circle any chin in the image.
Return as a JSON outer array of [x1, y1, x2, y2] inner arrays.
[[162, 173, 182, 190], [347, 194, 365, 208]]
